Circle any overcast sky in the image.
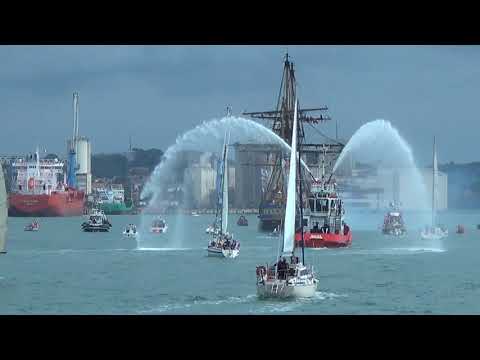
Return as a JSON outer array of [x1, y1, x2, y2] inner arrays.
[[0, 45, 478, 166]]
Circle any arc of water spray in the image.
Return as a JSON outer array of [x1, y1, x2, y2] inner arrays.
[[141, 116, 312, 203]]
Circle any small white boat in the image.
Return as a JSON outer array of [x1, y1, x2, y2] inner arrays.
[[256, 262, 318, 299], [421, 137, 448, 240], [256, 98, 317, 299], [191, 211, 200, 217], [24, 220, 40, 232], [150, 217, 168, 233], [123, 224, 138, 238], [205, 224, 218, 235]]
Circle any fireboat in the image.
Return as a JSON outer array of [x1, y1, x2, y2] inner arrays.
[[294, 145, 352, 248]]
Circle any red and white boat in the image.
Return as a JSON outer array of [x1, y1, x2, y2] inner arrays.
[[295, 179, 352, 248]]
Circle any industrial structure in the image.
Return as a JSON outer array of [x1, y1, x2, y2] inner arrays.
[[67, 92, 92, 195]]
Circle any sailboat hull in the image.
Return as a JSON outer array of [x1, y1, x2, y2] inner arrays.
[[256, 280, 317, 299], [207, 246, 239, 258]]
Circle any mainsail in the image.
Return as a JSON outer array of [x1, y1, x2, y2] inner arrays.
[[432, 136, 437, 227], [0, 165, 7, 254], [282, 99, 298, 255], [220, 132, 230, 234]]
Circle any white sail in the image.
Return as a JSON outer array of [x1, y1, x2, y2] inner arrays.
[[221, 132, 230, 234], [0, 165, 7, 254], [432, 136, 437, 227], [282, 99, 298, 254]]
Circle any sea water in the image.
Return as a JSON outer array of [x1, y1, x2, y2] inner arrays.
[[1, 211, 480, 314]]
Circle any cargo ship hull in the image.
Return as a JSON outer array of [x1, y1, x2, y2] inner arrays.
[[8, 192, 85, 217]]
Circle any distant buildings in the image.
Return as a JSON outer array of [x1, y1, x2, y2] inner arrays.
[[337, 166, 448, 211]]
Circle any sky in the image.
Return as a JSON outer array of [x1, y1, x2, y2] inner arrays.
[[0, 45, 479, 166]]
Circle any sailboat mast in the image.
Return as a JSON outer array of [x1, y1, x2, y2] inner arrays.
[[297, 101, 305, 265], [432, 136, 436, 227]]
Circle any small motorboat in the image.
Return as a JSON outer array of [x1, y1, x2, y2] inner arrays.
[[150, 217, 168, 233], [24, 220, 40, 232], [191, 211, 200, 217], [237, 215, 248, 226], [123, 224, 138, 238], [382, 202, 407, 237], [205, 224, 219, 235], [81, 209, 112, 232], [456, 225, 465, 234]]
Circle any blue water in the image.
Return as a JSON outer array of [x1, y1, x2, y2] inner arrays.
[[1, 210, 480, 314]]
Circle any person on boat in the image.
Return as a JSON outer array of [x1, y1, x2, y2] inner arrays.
[[312, 222, 320, 233], [343, 222, 350, 235], [279, 257, 288, 280]]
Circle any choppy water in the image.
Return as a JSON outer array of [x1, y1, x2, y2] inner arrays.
[[1, 210, 480, 314]]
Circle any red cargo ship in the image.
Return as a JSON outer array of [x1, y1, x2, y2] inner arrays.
[[8, 149, 85, 217], [295, 179, 352, 248]]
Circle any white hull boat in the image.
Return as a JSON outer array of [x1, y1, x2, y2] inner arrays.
[[207, 245, 224, 257], [421, 137, 448, 241], [257, 277, 317, 299], [206, 130, 240, 259], [255, 98, 317, 300]]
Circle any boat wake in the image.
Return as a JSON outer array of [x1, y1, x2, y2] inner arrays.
[[14, 248, 133, 255], [135, 247, 193, 252], [138, 294, 257, 314], [250, 291, 347, 314]]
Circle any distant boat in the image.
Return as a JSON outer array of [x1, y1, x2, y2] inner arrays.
[[191, 211, 200, 217], [237, 215, 248, 226], [382, 202, 407, 237], [150, 217, 168, 234], [123, 224, 138, 238], [421, 137, 448, 240], [0, 166, 7, 254], [24, 220, 40, 232], [81, 208, 112, 232], [256, 98, 317, 299]]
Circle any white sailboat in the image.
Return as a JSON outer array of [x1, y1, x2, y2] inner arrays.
[[421, 136, 448, 240], [0, 165, 7, 254], [255, 98, 318, 299], [207, 131, 240, 258]]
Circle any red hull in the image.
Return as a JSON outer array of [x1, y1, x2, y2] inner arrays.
[[295, 231, 352, 248], [8, 191, 85, 217]]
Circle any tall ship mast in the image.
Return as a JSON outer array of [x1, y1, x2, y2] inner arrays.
[[243, 53, 334, 232], [8, 93, 85, 217]]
